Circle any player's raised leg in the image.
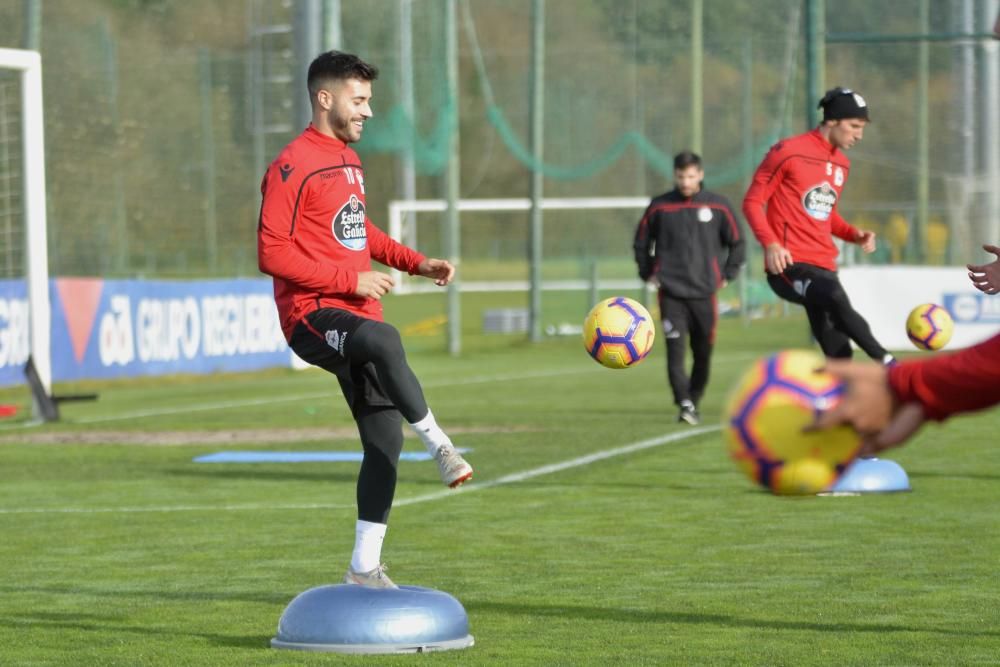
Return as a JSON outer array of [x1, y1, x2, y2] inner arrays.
[[350, 318, 473, 488]]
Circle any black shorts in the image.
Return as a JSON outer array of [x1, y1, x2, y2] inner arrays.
[[288, 308, 394, 414], [766, 263, 839, 306]]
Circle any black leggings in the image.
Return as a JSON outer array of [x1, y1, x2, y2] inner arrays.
[[767, 264, 888, 360], [289, 309, 431, 524], [354, 405, 403, 524]]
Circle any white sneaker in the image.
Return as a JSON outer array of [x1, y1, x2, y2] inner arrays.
[[344, 563, 397, 589], [678, 400, 700, 425], [434, 445, 473, 488]]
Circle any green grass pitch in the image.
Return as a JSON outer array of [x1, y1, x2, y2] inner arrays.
[[0, 292, 997, 665]]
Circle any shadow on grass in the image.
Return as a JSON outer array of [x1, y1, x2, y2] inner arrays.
[[464, 600, 1000, 638]]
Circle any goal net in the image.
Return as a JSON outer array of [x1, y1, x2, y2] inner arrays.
[[0, 48, 51, 419]]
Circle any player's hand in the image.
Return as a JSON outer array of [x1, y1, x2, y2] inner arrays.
[[417, 258, 455, 286], [859, 403, 927, 456], [764, 243, 793, 274], [967, 244, 1000, 295], [806, 360, 927, 455], [354, 271, 395, 299], [857, 230, 877, 254]]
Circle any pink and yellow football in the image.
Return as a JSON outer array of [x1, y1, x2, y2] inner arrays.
[[724, 349, 861, 495], [905, 303, 953, 351], [582, 297, 655, 369]]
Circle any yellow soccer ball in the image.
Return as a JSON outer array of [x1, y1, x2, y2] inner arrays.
[[723, 349, 861, 496], [905, 303, 954, 351], [582, 297, 656, 369]]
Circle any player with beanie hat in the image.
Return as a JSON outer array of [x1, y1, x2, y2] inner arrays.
[[818, 87, 870, 122], [742, 86, 895, 365]]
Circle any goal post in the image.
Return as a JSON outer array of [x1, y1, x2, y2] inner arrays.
[[0, 48, 52, 413]]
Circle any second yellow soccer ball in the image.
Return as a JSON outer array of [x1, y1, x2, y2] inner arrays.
[[905, 303, 954, 351], [582, 297, 656, 369]]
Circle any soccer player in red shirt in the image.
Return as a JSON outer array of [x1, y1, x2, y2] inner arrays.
[[258, 51, 472, 589], [742, 87, 895, 364]]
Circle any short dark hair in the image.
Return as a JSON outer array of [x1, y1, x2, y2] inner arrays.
[[673, 150, 702, 171], [307, 51, 379, 97]]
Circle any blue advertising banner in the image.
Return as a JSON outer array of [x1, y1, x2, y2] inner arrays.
[[0, 279, 30, 387], [0, 278, 293, 386]]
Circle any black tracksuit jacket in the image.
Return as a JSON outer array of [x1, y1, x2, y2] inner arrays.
[[633, 188, 746, 299]]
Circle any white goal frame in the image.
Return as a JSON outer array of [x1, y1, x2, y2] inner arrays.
[[0, 49, 51, 403], [387, 197, 651, 293]]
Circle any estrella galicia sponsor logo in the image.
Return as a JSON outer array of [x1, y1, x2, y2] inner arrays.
[[802, 182, 837, 221], [332, 195, 367, 251], [944, 293, 1000, 323]]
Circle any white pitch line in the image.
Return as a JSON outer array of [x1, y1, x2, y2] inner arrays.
[[393, 424, 721, 507], [0, 425, 720, 515]]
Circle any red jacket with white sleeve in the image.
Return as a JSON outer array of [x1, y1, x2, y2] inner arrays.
[[257, 125, 425, 341], [888, 332, 1000, 421], [742, 129, 863, 271]]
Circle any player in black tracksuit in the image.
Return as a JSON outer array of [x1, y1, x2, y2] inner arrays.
[[634, 151, 745, 425]]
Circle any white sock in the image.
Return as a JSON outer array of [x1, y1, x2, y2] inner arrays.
[[350, 520, 387, 573], [408, 409, 452, 455]]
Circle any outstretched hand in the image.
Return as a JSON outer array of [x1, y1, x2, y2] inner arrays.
[[967, 244, 1000, 295], [418, 258, 455, 286], [856, 230, 877, 254], [807, 359, 927, 456]]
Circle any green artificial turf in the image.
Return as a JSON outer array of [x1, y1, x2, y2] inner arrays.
[[0, 294, 996, 665]]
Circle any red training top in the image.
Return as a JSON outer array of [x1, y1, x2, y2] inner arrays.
[[257, 125, 425, 341], [888, 332, 1000, 421], [742, 128, 862, 271]]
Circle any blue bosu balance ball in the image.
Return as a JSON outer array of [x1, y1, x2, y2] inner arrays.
[[271, 584, 474, 654], [829, 457, 911, 494]]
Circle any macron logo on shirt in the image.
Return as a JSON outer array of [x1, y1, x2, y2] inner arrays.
[[279, 164, 295, 182]]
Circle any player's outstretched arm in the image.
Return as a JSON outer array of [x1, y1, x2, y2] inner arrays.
[[811, 333, 1000, 453], [417, 258, 455, 287], [967, 244, 1000, 295]]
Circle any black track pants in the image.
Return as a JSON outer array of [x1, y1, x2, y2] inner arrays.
[[767, 263, 888, 360], [658, 292, 717, 407]]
